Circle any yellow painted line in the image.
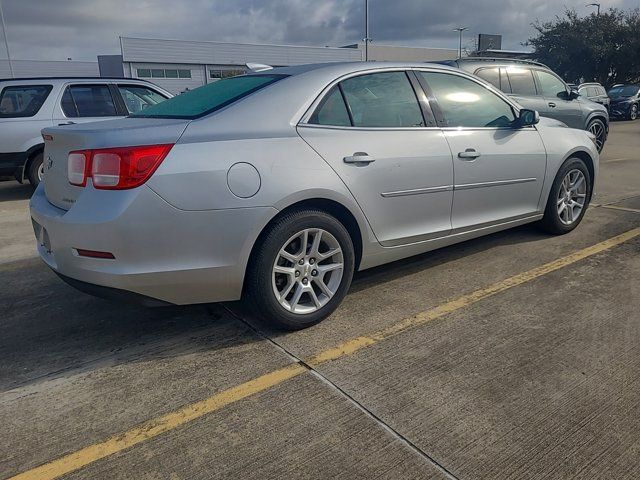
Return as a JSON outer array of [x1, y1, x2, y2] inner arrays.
[[8, 364, 307, 480], [9, 227, 640, 480], [600, 204, 640, 214]]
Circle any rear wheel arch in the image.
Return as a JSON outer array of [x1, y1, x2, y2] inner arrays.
[[244, 198, 363, 293], [21, 144, 45, 183]]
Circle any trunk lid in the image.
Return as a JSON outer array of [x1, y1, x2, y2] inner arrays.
[[42, 117, 190, 210]]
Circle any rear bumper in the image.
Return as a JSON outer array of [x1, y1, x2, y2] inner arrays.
[[29, 184, 277, 305], [0, 151, 27, 176]]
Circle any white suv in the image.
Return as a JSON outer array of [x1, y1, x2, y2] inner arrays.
[[0, 77, 171, 186]]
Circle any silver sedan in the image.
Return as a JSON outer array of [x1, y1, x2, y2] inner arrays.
[[30, 62, 599, 329]]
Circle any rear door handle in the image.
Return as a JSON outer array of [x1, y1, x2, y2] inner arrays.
[[343, 152, 376, 165], [458, 149, 481, 160], [58, 121, 76, 125], [548, 102, 557, 108]]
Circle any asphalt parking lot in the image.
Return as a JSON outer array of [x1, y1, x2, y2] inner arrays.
[[1, 121, 639, 480]]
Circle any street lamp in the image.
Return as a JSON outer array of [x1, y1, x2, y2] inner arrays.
[[453, 27, 469, 59], [363, 0, 371, 61], [0, 0, 13, 78], [586, 3, 601, 15]]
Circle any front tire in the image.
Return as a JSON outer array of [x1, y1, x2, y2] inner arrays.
[[586, 118, 606, 152], [27, 152, 44, 187], [245, 209, 355, 330], [629, 103, 638, 121], [539, 157, 591, 235]]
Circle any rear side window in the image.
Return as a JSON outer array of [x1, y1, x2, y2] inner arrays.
[[505, 68, 537, 96], [118, 85, 168, 114], [340, 72, 425, 128], [308, 86, 351, 127], [132, 74, 286, 119], [0, 85, 52, 118], [61, 85, 118, 117]]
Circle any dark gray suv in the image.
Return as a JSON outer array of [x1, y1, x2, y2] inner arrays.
[[442, 58, 609, 152]]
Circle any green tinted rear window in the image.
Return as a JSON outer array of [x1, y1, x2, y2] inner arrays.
[[132, 74, 286, 119]]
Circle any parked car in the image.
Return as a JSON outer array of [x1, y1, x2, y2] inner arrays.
[[577, 82, 610, 110], [31, 62, 599, 330], [607, 84, 640, 120], [0, 77, 171, 186], [440, 58, 609, 152]]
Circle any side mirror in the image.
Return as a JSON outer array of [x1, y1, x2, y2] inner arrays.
[[517, 109, 540, 127]]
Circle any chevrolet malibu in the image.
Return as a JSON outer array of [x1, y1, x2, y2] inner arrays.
[[30, 62, 599, 330]]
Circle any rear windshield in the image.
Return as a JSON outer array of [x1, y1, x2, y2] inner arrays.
[[131, 74, 286, 119], [0, 85, 52, 118], [608, 85, 639, 98]]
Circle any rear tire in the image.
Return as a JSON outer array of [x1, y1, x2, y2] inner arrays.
[[539, 157, 591, 235], [27, 152, 44, 187], [245, 209, 355, 330]]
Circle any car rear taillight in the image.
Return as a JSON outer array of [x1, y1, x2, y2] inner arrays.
[[68, 144, 173, 189]]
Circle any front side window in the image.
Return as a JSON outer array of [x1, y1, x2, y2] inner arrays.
[[419, 72, 516, 128], [61, 85, 118, 118], [340, 72, 425, 128], [505, 67, 537, 96], [118, 85, 168, 114], [131, 74, 285, 119], [308, 86, 351, 127], [0, 85, 52, 118], [535, 70, 568, 98], [475, 68, 501, 91]]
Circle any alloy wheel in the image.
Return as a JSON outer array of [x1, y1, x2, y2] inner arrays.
[[37, 162, 45, 182], [631, 105, 638, 121], [272, 228, 344, 314], [557, 169, 587, 225], [588, 120, 605, 151]]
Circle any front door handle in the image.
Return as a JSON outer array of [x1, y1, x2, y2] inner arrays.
[[548, 102, 557, 108], [343, 152, 376, 165], [58, 121, 76, 125], [458, 149, 481, 160]]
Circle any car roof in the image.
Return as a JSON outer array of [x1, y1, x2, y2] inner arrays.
[[265, 61, 462, 79]]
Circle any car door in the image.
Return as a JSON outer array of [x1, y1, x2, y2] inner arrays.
[[297, 70, 454, 247], [52, 83, 124, 126], [416, 70, 547, 231], [115, 84, 169, 115], [533, 69, 583, 128]]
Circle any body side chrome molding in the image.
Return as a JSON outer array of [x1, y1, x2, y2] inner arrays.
[[455, 177, 537, 191], [381, 185, 453, 198]]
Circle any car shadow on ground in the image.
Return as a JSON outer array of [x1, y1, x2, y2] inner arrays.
[[0, 222, 549, 394], [0, 181, 32, 202]]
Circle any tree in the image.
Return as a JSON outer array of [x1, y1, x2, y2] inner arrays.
[[527, 8, 640, 87]]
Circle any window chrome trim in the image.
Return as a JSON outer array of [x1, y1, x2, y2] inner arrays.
[[381, 185, 453, 198], [297, 123, 441, 132], [455, 177, 537, 191]]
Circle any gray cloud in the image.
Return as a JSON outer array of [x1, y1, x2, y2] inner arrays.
[[0, 0, 638, 61]]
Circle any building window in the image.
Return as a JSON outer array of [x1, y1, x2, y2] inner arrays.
[[137, 68, 192, 79], [209, 69, 245, 80]]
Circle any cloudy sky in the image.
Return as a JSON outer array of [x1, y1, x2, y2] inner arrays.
[[1, 0, 639, 61]]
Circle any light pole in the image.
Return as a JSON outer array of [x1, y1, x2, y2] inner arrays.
[[0, 0, 13, 78], [364, 0, 371, 61], [453, 27, 468, 59], [586, 3, 601, 15]]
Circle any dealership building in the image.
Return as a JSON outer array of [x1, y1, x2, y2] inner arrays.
[[2, 36, 459, 94]]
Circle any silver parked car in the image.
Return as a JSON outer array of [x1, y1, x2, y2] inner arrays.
[[442, 58, 609, 152], [0, 77, 171, 186], [30, 62, 599, 329]]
